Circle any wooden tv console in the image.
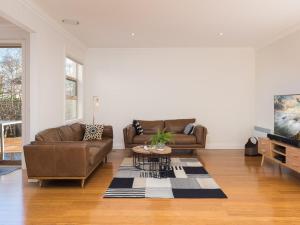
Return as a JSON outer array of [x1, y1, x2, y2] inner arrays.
[[258, 138, 300, 172]]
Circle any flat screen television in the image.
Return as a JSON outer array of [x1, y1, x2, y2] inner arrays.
[[274, 94, 300, 140]]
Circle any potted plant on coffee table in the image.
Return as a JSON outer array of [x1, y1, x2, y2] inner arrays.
[[150, 129, 173, 150]]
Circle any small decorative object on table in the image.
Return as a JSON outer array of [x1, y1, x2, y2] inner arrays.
[[150, 129, 173, 150]]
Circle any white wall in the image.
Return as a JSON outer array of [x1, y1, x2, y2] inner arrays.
[[0, 25, 29, 40], [0, 0, 87, 143], [255, 30, 300, 131], [85, 48, 255, 149]]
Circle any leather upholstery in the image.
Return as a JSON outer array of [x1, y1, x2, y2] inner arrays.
[[133, 135, 152, 144], [58, 125, 76, 141], [123, 119, 207, 149], [70, 123, 85, 141], [124, 125, 136, 144], [133, 134, 196, 145], [35, 128, 62, 142], [24, 124, 113, 182], [172, 134, 196, 144], [194, 125, 207, 146], [138, 120, 164, 134], [165, 119, 195, 133], [103, 126, 113, 139]]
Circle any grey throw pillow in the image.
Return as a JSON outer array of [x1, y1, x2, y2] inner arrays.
[[183, 123, 195, 135]]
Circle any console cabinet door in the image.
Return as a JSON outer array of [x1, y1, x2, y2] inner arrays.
[[258, 138, 271, 156], [286, 148, 300, 172]]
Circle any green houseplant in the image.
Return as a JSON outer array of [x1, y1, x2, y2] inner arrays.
[[150, 129, 173, 149]]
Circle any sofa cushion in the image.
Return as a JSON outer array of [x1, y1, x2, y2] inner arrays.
[[165, 119, 196, 133], [35, 128, 62, 142], [58, 123, 85, 141], [86, 139, 113, 166], [103, 126, 113, 139], [70, 123, 85, 141], [172, 134, 196, 144], [133, 135, 152, 144], [58, 125, 75, 141], [138, 120, 164, 134]]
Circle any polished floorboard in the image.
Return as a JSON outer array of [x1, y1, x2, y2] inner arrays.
[[1, 149, 300, 225]]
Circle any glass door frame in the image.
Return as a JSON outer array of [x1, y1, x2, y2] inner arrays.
[[0, 40, 28, 165]]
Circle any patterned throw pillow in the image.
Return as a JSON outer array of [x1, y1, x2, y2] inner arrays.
[[83, 124, 104, 141], [133, 120, 143, 135], [183, 123, 195, 135]]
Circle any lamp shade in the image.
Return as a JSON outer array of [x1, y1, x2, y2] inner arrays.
[[93, 96, 100, 107]]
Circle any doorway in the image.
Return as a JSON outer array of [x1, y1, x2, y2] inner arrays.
[[0, 45, 23, 165]]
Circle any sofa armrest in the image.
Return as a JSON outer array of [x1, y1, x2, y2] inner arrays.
[[123, 124, 136, 145], [24, 142, 88, 178], [103, 125, 113, 139], [194, 125, 207, 147]]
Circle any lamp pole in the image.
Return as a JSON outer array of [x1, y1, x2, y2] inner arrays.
[[93, 96, 100, 125]]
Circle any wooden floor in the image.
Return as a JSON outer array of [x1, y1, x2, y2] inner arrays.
[[1, 149, 300, 225]]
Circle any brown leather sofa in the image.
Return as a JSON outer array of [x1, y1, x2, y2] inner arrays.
[[24, 123, 113, 187], [123, 119, 207, 150]]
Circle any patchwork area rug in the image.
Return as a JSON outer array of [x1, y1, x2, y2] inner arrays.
[[103, 157, 227, 199], [0, 167, 20, 176]]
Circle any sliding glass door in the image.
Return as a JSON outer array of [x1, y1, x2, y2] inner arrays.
[[0, 46, 22, 164]]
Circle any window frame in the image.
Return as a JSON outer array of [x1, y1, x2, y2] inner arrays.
[[65, 57, 83, 122]]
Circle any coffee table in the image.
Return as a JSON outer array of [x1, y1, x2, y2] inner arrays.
[[132, 145, 172, 178]]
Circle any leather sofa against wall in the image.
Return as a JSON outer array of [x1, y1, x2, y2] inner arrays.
[[123, 119, 207, 149]]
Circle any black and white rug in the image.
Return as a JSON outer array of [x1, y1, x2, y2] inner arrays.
[[103, 157, 227, 199], [0, 166, 20, 176]]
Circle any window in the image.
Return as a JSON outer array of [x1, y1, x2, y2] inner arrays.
[[0, 45, 23, 161], [65, 57, 83, 121]]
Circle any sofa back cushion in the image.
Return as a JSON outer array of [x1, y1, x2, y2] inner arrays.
[[58, 125, 74, 141], [35, 128, 62, 142], [69, 123, 85, 141], [35, 123, 85, 142], [138, 120, 164, 134], [165, 119, 196, 133], [59, 123, 85, 141]]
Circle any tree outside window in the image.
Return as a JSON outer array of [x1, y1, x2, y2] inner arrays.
[[0, 47, 22, 137], [65, 57, 82, 121]]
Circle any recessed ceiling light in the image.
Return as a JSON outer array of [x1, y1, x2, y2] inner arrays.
[[219, 32, 224, 36], [62, 19, 80, 25], [131, 33, 135, 36]]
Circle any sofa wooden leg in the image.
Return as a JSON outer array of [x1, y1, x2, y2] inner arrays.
[[81, 179, 85, 188], [261, 155, 265, 166], [105, 156, 108, 163]]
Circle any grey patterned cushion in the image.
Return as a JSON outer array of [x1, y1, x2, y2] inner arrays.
[[183, 123, 195, 135], [83, 124, 104, 141]]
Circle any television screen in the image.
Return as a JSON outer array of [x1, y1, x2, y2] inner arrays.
[[274, 94, 300, 140]]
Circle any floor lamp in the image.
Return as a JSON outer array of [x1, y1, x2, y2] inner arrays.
[[93, 96, 100, 125]]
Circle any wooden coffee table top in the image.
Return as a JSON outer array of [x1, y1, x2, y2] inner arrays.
[[132, 146, 172, 155]]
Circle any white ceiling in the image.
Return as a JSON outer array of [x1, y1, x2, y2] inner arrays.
[[32, 0, 300, 48]]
